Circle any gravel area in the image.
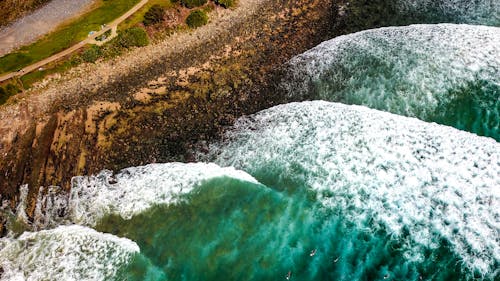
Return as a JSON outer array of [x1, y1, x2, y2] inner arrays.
[[0, 0, 97, 56]]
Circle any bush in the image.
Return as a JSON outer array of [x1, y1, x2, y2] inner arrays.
[[115, 27, 149, 48], [81, 45, 102, 63], [215, 0, 235, 8], [181, 0, 207, 8], [186, 10, 208, 28], [0, 83, 20, 105], [100, 42, 122, 59], [0, 87, 8, 105], [143, 4, 165, 26]]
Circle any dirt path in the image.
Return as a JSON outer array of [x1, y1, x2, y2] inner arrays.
[[0, 0, 97, 56], [0, 0, 149, 82]]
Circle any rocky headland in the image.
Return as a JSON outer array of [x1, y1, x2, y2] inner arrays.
[[0, 0, 353, 232]]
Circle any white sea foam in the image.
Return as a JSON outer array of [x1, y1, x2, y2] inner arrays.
[[0, 225, 139, 281], [393, 0, 500, 25], [283, 24, 500, 124], [207, 101, 500, 277], [68, 162, 258, 226]]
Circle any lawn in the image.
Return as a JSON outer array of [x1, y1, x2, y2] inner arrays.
[[0, 0, 140, 74], [119, 0, 175, 30]]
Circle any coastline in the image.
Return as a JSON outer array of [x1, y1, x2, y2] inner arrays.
[[0, 0, 341, 226]]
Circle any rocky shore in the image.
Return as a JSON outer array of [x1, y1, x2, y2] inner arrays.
[[0, 0, 351, 232]]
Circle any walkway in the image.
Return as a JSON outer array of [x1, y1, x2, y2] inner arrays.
[[0, 0, 149, 83]]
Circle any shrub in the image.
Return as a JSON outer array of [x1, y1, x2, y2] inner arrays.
[[215, 0, 235, 8], [0, 87, 8, 105], [181, 0, 207, 8], [143, 4, 165, 26], [0, 83, 20, 105], [81, 45, 102, 63], [186, 10, 208, 28], [115, 27, 149, 48]]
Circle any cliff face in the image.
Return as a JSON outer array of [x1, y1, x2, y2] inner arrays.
[[0, 0, 344, 225]]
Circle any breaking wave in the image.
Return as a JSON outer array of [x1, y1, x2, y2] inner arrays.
[[283, 24, 500, 140]]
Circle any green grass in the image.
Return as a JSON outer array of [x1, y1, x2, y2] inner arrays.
[[20, 55, 81, 88], [119, 0, 175, 30], [0, 0, 140, 74]]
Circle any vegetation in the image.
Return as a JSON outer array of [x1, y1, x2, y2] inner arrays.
[[82, 45, 102, 63], [186, 10, 208, 28], [119, 0, 175, 30], [20, 55, 81, 88], [0, 83, 21, 105], [1, 0, 235, 91], [215, 0, 235, 8], [0, 0, 140, 74], [143, 4, 165, 26], [81, 27, 149, 64], [181, 0, 207, 9], [113, 27, 149, 48], [0, 0, 51, 27]]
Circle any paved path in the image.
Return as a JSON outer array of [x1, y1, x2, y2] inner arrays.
[[0, 0, 149, 83]]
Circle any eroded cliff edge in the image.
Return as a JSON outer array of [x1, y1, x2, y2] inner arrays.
[[0, 0, 348, 228]]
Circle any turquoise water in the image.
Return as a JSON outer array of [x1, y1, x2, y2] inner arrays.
[[430, 79, 500, 140], [99, 177, 465, 281], [0, 103, 498, 280], [285, 24, 500, 141], [342, 0, 500, 32], [2, 101, 496, 280]]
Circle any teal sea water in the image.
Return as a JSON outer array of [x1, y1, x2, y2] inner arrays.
[[106, 178, 466, 281], [1, 1, 499, 281], [283, 24, 500, 141], [1, 103, 498, 280]]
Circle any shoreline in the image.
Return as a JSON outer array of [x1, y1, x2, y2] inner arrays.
[[0, 0, 341, 226]]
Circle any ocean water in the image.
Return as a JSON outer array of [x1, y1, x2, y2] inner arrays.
[[1, 102, 498, 281], [283, 24, 500, 141], [342, 0, 500, 30], [1, 1, 500, 281], [391, 0, 500, 25]]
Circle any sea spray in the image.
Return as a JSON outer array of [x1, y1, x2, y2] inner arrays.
[[68, 163, 258, 226], [2, 163, 258, 233], [281, 24, 500, 140], [0, 225, 139, 280], [205, 101, 500, 278], [341, 0, 500, 31]]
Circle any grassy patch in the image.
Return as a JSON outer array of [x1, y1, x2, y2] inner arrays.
[[119, 0, 175, 30], [0, 0, 140, 74], [20, 55, 81, 88], [19, 26, 150, 88], [0, 83, 21, 105], [4, 0, 232, 89]]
